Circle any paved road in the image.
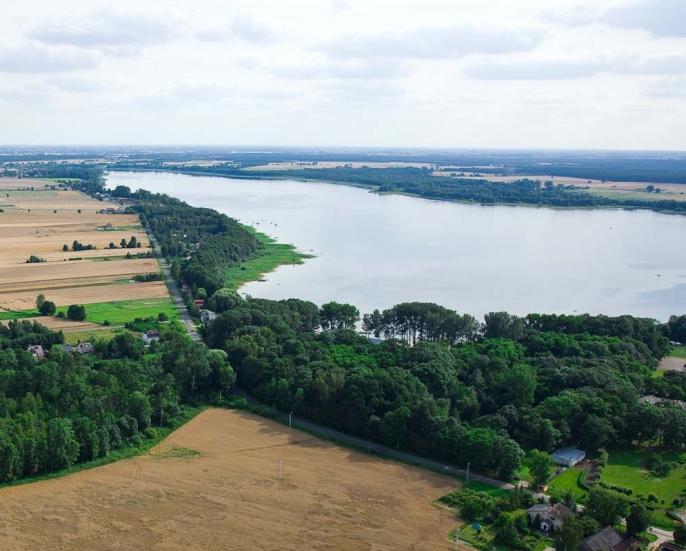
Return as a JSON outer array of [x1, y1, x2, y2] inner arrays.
[[235, 391, 515, 491], [149, 235, 200, 342]]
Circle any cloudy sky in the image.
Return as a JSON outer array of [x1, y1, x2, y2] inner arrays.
[[3, 0, 686, 149]]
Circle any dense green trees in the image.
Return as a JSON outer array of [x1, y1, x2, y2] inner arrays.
[[0, 320, 235, 484], [132, 192, 261, 296], [201, 294, 684, 479]]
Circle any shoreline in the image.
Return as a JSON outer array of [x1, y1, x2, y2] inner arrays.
[[107, 167, 686, 217]]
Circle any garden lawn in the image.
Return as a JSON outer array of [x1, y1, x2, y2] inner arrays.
[[671, 345, 686, 359], [548, 467, 588, 502], [56, 299, 179, 325], [602, 449, 686, 528]]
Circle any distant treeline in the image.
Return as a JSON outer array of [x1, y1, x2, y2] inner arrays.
[[109, 163, 686, 213]]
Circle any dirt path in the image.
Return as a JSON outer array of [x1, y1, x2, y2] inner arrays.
[[0, 408, 464, 551], [659, 356, 686, 372]]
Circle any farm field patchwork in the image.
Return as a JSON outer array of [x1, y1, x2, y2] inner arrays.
[[0, 181, 172, 325], [0, 408, 460, 551]]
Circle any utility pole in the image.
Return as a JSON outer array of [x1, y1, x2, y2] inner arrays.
[[289, 411, 294, 429], [466, 462, 470, 485], [278, 459, 283, 481]]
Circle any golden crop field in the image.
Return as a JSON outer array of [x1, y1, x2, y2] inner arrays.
[[0, 408, 461, 551], [0, 181, 168, 315]]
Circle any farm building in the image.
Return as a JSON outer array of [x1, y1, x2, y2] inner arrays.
[[552, 447, 586, 467], [27, 344, 45, 359], [526, 503, 572, 532], [142, 330, 160, 345], [578, 527, 627, 551]]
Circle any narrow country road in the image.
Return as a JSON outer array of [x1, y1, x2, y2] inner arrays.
[[235, 390, 515, 491], [149, 234, 200, 342]]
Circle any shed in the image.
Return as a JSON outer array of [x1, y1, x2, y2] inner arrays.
[[552, 447, 585, 467]]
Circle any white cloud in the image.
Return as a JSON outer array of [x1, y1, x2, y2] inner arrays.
[[28, 10, 180, 55], [464, 54, 686, 80], [0, 44, 100, 73], [231, 14, 276, 44], [600, 0, 686, 37], [320, 25, 542, 59]]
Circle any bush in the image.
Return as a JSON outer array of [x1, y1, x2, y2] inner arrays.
[[66, 304, 86, 321], [39, 300, 57, 316], [26, 255, 45, 263]]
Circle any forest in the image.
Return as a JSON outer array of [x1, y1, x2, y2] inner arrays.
[[0, 319, 235, 483], [203, 297, 686, 479], [128, 188, 262, 296]]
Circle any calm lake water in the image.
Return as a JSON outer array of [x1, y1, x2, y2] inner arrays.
[[107, 171, 686, 321]]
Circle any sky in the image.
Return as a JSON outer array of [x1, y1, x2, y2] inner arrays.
[[2, 0, 686, 150]]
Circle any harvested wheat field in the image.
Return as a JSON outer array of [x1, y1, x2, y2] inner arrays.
[[0, 408, 462, 551], [2, 190, 107, 211], [0, 281, 169, 311], [0, 178, 53, 190], [0, 316, 102, 333]]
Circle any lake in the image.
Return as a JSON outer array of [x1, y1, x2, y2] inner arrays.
[[107, 171, 686, 321]]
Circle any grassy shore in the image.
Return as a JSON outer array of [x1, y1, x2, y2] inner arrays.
[[225, 226, 313, 290]]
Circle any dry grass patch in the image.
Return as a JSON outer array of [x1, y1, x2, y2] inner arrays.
[[0, 408, 460, 551]]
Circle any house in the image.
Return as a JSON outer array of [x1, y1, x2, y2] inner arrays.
[[142, 330, 160, 345], [527, 503, 573, 532], [96, 222, 115, 231], [76, 342, 95, 355], [27, 344, 45, 359], [578, 527, 627, 551], [200, 309, 217, 323], [552, 447, 586, 467]]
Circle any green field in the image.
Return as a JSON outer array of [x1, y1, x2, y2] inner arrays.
[[225, 227, 313, 290], [670, 345, 686, 359], [602, 449, 686, 504], [601, 449, 686, 528], [0, 309, 39, 320], [64, 327, 131, 344], [548, 467, 588, 501], [56, 299, 179, 324]]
